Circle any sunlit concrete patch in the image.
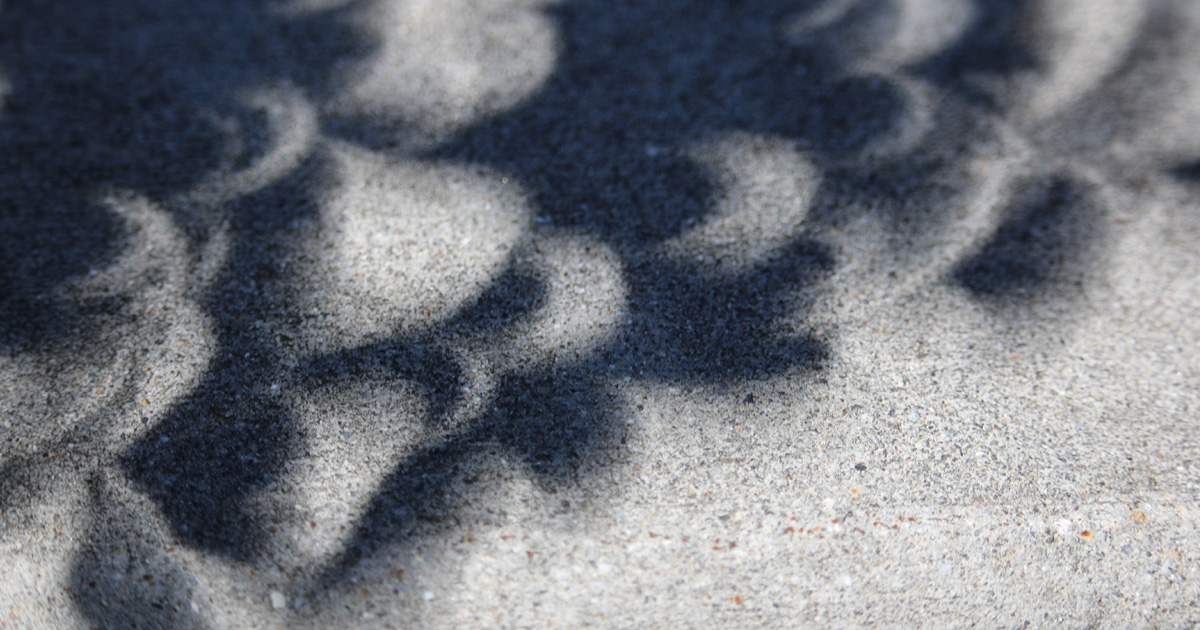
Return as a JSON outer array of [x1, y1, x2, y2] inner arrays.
[[0, 481, 92, 629], [1013, 0, 1146, 120], [331, 0, 557, 140], [503, 232, 626, 367], [292, 469, 578, 629], [667, 133, 821, 275], [872, 0, 974, 69], [280, 378, 437, 568], [310, 144, 531, 343]]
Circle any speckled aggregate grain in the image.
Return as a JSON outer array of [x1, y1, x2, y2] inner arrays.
[[2, 0, 1200, 628]]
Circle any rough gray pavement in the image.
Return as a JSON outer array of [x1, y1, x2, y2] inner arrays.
[[2, 0, 1199, 627]]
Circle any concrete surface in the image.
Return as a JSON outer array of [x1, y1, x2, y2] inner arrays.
[[1, 0, 1199, 627]]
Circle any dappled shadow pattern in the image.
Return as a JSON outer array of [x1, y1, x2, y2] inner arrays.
[[311, 0, 885, 583], [122, 158, 332, 557], [423, 0, 907, 247], [312, 365, 618, 588], [310, 234, 834, 589], [0, 0, 1154, 624], [122, 0, 859, 568], [0, 0, 371, 352]]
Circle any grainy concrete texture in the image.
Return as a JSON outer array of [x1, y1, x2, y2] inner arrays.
[[2, 0, 1199, 628]]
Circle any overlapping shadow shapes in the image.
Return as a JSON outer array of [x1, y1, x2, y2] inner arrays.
[[311, 364, 613, 591], [302, 257, 569, 585], [121, 161, 330, 558], [310, 243, 836, 591], [312, 0, 892, 586], [0, 0, 371, 351], [422, 0, 907, 247], [819, 0, 1114, 307], [798, 0, 1043, 250], [302, 261, 549, 426], [3, 0, 374, 555], [910, 0, 1040, 109]]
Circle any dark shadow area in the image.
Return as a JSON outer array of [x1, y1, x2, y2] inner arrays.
[[953, 175, 1102, 300], [121, 161, 330, 558], [610, 237, 833, 381], [0, 197, 126, 351], [439, 261, 550, 339], [1172, 160, 1200, 184], [122, 386, 299, 556]]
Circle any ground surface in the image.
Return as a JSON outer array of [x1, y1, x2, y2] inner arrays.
[[2, 0, 1199, 627]]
